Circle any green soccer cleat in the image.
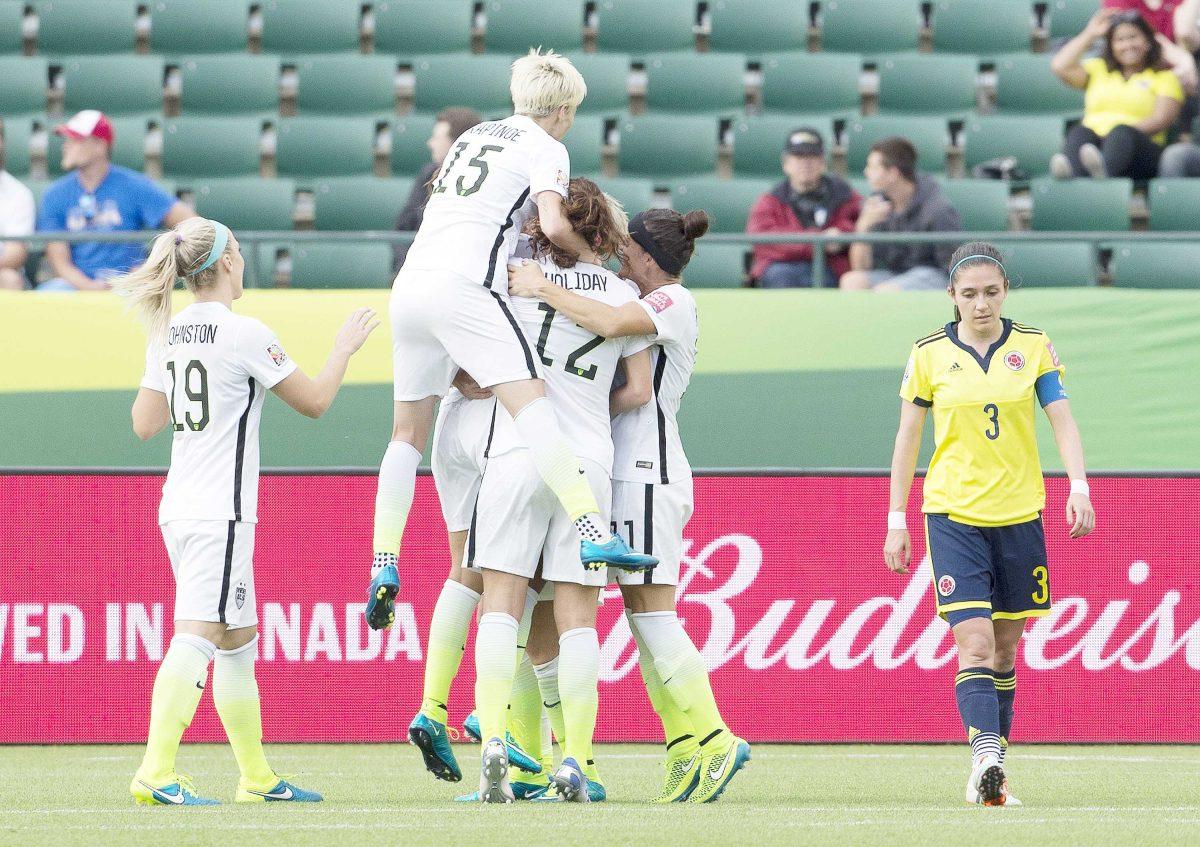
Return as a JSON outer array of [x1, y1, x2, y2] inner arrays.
[[686, 736, 751, 804], [653, 748, 703, 803]]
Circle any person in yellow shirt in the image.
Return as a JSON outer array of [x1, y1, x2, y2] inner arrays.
[[1050, 8, 1183, 178], [884, 241, 1096, 808]]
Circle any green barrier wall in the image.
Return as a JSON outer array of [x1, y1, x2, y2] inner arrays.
[[1, 289, 1196, 469]]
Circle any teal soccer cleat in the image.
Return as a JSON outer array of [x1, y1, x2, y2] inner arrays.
[[546, 757, 590, 802], [462, 713, 542, 775], [456, 779, 550, 802], [364, 564, 400, 630], [409, 712, 462, 782], [580, 535, 658, 572], [130, 775, 219, 806], [236, 778, 323, 803]]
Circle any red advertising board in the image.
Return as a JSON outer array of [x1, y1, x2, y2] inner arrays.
[[1, 474, 1197, 743]]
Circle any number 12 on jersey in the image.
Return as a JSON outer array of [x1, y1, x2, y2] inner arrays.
[[535, 303, 604, 380], [166, 359, 210, 432]]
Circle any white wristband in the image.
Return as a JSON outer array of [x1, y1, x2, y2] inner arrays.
[[887, 511, 908, 531], [1070, 479, 1090, 496]]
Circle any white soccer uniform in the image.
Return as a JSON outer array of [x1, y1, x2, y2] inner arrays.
[[430, 389, 498, 533], [140, 301, 297, 628], [390, 115, 571, 400], [610, 284, 699, 586], [469, 260, 652, 586]]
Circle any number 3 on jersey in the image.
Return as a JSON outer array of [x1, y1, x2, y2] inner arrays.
[[983, 403, 1000, 440], [166, 360, 210, 432], [431, 143, 502, 197]]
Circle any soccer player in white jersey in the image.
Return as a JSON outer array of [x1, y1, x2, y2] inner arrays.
[[114, 218, 378, 806], [509, 208, 751, 804], [462, 178, 653, 803], [366, 50, 656, 630]]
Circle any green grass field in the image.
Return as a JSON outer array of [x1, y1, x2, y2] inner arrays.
[[1, 744, 1197, 846]]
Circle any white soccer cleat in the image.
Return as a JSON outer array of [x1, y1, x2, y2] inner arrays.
[[478, 737, 515, 804], [966, 776, 1022, 806], [965, 754, 1006, 806]]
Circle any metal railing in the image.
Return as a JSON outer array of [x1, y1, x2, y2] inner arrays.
[[9, 229, 1197, 288]]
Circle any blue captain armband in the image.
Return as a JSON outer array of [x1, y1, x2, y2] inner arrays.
[[1036, 371, 1068, 407]]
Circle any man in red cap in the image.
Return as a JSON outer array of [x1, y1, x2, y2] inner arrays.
[[35, 110, 193, 291]]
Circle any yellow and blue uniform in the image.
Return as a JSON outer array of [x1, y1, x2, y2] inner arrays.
[[900, 318, 1067, 625]]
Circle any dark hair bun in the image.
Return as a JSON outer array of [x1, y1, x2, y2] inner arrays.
[[681, 210, 710, 241]]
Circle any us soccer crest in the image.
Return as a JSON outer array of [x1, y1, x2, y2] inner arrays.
[[235, 582, 247, 610], [266, 343, 288, 367], [937, 575, 956, 597], [1004, 350, 1025, 371]]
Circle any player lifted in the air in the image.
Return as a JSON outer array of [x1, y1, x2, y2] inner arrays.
[[365, 49, 656, 630]]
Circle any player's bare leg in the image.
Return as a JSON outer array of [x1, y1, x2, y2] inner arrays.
[[953, 616, 1006, 806]]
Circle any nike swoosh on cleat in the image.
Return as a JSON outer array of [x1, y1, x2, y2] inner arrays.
[[141, 781, 184, 805], [708, 753, 732, 782], [249, 786, 294, 800]]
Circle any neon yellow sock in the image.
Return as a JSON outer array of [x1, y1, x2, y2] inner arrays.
[[419, 581, 480, 722], [558, 627, 599, 770], [508, 655, 543, 767], [136, 634, 213, 785], [533, 658, 567, 760], [511, 398, 601, 524], [474, 613, 518, 746], [628, 613, 699, 758], [372, 441, 421, 555], [213, 636, 276, 790]]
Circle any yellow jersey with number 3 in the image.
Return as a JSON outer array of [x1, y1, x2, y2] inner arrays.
[[900, 319, 1066, 527]]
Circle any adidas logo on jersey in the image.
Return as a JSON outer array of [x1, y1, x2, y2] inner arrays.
[[947, 362, 963, 373]]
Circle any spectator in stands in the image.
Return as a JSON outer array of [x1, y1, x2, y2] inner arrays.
[[392, 106, 483, 273], [36, 110, 193, 292], [745, 128, 860, 288], [0, 118, 35, 290], [839, 138, 961, 293], [1050, 9, 1184, 179]]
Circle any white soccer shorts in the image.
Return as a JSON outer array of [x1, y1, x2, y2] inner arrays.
[[390, 269, 543, 401], [468, 454, 610, 588], [610, 478, 694, 586], [431, 398, 495, 533], [161, 519, 257, 629]]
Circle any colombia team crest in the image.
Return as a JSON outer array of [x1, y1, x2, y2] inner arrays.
[[937, 575, 956, 597], [1004, 350, 1025, 371]]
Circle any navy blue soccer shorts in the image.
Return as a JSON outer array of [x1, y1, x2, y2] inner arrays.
[[924, 513, 1051, 627]]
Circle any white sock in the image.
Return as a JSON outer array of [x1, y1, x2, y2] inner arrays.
[[419, 580, 481, 719], [557, 627, 600, 766], [372, 440, 422, 563], [474, 612, 519, 744], [516, 588, 539, 651], [533, 657, 561, 707]]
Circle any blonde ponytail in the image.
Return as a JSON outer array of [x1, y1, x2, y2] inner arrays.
[[111, 217, 230, 344]]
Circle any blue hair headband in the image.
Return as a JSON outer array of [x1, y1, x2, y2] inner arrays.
[[185, 220, 230, 276], [950, 253, 1004, 280]]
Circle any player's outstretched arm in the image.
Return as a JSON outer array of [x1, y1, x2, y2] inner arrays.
[[272, 307, 379, 419], [535, 191, 590, 260], [1043, 398, 1095, 539], [884, 400, 927, 574], [610, 349, 653, 416], [508, 262, 656, 338], [131, 388, 170, 441]]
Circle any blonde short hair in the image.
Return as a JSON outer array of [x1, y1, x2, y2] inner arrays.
[[510, 48, 587, 117]]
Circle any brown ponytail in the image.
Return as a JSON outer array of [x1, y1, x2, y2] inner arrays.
[[634, 208, 710, 275]]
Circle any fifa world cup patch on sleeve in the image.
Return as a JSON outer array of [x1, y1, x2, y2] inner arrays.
[[902, 356, 914, 386], [1046, 341, 1061, 368], [555, 169, 568, 189], [266, 343, 288, 366], [645, 291, 673, 313]]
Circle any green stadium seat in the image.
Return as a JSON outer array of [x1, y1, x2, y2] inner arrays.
[[1048, 0, 1097, 39], [618, 113, 718, 176], [935, 179, 1009, 232], [275, 116, 379, 177], [708, 0, 808, 54], [820, 0, 921, 55], [1, 115, 33, 175], [844, 115, 948, 174], [759, 52, 861, 115], [566, 53, 629, 114], [186, 177, 296, 231], [411, 54, 514, 114], [671, 176, 772, 233], [485, 0, 584, 53], [35, 0, 136, 54], [259, 0, 361, 53], [930, 0, 1031, 56], [0, 58, 47, 114], [294, 55, 397, 115], [373, 0, 474, 54], [589, 176, 658, 215], [0, 1, 23, 54], [150, 0, 249, 54], [561, 114, 606, 175], [61, 56, 164, 115], [994, 54, 1084, 115], [684, 243, 748, 288], [47, 113, 151, 175], [644, 53, 746, 114], [284, 242, 394, 288], [1001, 241, 1096, 287], [961, 115, 1068, 180], [390, 113, 438, 175], [1108, 241, 1200, 289], [313, 176, 415, 230], [596, 0, 696, 55], [875, 53, 978, 116], [161, 116, 263, 177], [1030, 178, 1131, 231], [1148, 179, 1200, 231], [178, 54, 280, 116], [731, 113, 838, 177]]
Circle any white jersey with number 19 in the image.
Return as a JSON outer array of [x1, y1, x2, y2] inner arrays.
[[141, 301, 297, 525]]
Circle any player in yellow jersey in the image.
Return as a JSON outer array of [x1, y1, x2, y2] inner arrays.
[[884, 241, 1095, 807]]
